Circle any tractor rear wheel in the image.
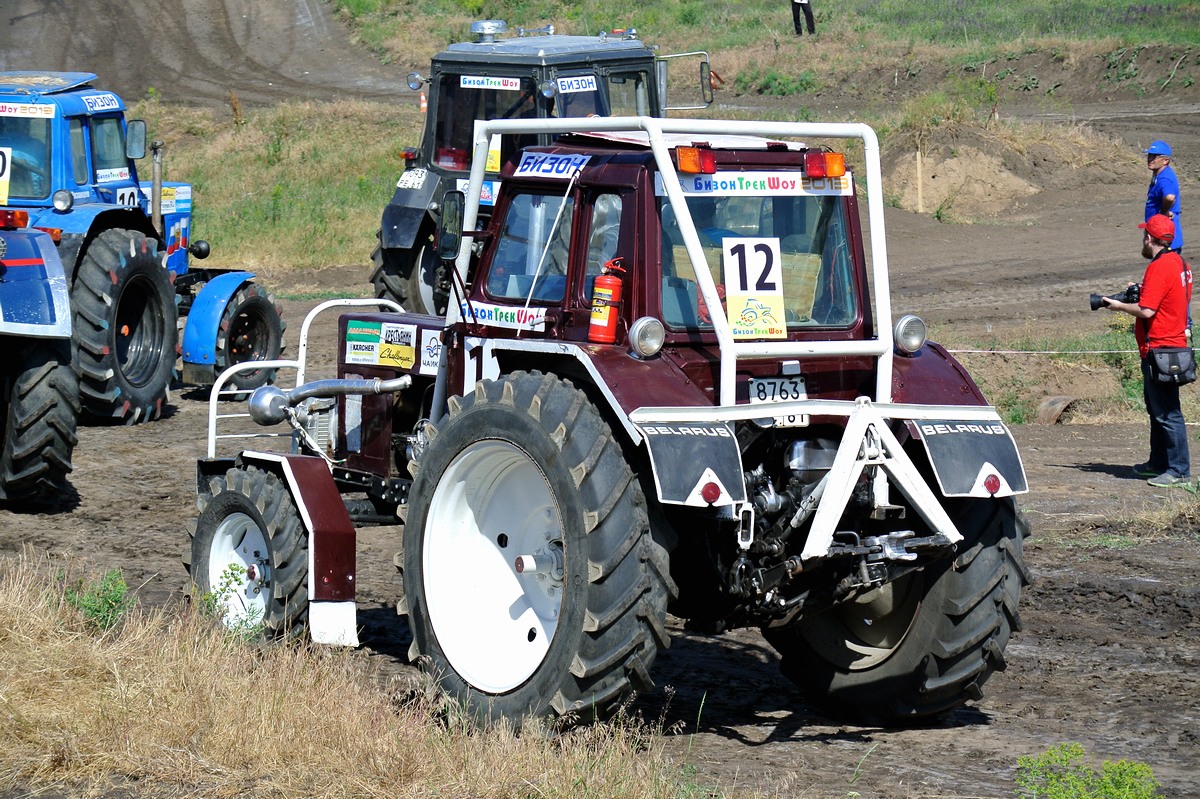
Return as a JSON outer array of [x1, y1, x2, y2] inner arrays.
[[72, 228, 177, 424], [188, 465, 308, 637], [401, 371, 674, 724], [0, 338, 78, 505], [214, 283, 285, 391], [764, 497, 1030, 725], [371, 229, 448, 316]]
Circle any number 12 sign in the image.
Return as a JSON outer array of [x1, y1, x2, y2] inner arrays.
[[723, 237, 786, 340]]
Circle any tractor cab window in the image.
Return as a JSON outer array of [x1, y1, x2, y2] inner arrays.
[[606, 71, 651, 116], [433, 74, 539, 171], [551, 73, 607, 118], [485, 191, 575, 303], [69, 119, 89, 185], [91, 116, 128, 180], [0, 115, 52, 199], [659, 190, 859, 331]]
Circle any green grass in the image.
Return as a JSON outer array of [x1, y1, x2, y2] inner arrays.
[[1016, 742, 1163, 798], [331, 0, 1200, 57]]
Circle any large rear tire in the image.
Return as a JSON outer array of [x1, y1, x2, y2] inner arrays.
[[0, 338, 78, 505], [764, 497, 1030, 726], [371, 229, 447, 316], [72, 228, 177, 424], [402, 371, 674, 724], [188, 466, 308, 636], [214, 283, 285, 391]]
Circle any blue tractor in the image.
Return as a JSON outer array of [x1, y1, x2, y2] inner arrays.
[[0, 71, 284, 424], [0, 209, 77, 504]]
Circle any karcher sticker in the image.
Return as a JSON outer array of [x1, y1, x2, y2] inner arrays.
[[344, 320, 417, 369]]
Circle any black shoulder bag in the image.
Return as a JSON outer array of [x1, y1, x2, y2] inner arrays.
[[1149, 346, 1198, 385]]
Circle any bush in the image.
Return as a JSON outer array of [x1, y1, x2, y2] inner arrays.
[[1015, 742, 1163, 799]]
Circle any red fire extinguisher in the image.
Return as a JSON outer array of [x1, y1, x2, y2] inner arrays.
[[589, 257, 625, 344]]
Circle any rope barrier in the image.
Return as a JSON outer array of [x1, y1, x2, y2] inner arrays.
[[948, 349, 1138, 355]]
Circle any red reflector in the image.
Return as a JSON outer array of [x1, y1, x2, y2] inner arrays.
[[700, 482, 722, 504], [984, 474, 1001, 495], [0, 209, 30, 229], [804, 151, 827, 178]]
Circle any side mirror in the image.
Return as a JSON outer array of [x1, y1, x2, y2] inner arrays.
[[125, 119, 147, 160], [700, 61, 714, 106], [437, 190, 465, 261]]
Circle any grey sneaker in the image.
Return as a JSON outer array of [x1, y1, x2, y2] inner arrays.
[[1147, 472, 1190, 487], [1133, 462, 1162, 477]]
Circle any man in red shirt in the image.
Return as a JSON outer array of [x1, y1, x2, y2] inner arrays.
[[1104, 214, 1193, 486]]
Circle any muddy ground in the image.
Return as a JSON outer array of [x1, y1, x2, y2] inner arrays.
[[2, 1, 1200, 797]]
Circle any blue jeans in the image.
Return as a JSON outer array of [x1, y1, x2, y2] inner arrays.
[[1142, 358, 1191, 477]]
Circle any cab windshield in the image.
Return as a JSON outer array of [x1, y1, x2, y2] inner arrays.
[[433, 75, 540, 170], [659, 182, 859, 333], [0, 116, 52, 200]]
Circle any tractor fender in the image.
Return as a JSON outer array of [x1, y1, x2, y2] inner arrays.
[[0, 228, 72, 339], [379, 173, 441, 251], [893, 342, 1028, 498], [224, 451, 359, 646], [31, 207, 162, 281], [180, 270, 256, 369]]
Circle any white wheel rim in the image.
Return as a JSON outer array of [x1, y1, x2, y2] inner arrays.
[[423, 439, 564, 694], [207, 512, 272, 628]]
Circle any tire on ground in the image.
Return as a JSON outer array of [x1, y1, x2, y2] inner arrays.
[[214, 283, 286, 391], [188, 465, 308, 636], [764, 497, 1031, 726], [72, 228, 177, 424], [401, 370, 675, 724], [0, 338, 79, 504], [371, 227, 447, 316]]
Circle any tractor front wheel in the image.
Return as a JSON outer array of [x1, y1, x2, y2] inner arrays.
[[371, 229, 448, 316], [0, 338, 78, 505], [188, 466, 308, 636]]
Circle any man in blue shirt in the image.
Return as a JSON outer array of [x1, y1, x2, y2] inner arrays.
[[1145, 140, 1183, 252]]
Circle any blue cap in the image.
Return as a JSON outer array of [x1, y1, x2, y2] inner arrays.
[[1144, 140, 1172, 156]]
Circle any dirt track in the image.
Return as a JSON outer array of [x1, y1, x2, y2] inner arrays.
[[2, 3, 1199, 797]]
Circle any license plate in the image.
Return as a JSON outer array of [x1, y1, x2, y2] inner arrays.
[[749, 377, 809, 427]]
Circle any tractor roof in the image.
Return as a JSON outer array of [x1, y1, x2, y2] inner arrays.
[[0, 72, 99, 95], [439, 33, 655, 67]]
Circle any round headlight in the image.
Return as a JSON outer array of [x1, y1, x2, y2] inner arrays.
[[628, 317, 665, 359], [538, 79, 558, 99], [893, 314, 927, 355], [406, 72, 425, 91], [52, 189, 74, 212]]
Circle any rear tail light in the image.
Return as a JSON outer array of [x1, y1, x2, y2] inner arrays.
[[0, 209, 30, 229], [804, 151, 846, 178], [676, 146, 717, 174]]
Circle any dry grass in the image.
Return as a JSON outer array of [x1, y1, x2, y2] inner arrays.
[[0, 550, 722, 799]]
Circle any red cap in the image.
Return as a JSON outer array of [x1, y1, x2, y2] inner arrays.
[[1139, 214, 1175, 242]]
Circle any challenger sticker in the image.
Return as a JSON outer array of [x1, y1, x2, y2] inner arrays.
[[344, 320, 417, 369], [655, 171, 854, 197], [513, 152, 590, 179], [724, 237, 786, 340], [460, 75, 522, 91], [460, 300, 547, 332]]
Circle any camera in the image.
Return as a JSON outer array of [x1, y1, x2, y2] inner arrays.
[[1090, 284, 1140, 311]]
